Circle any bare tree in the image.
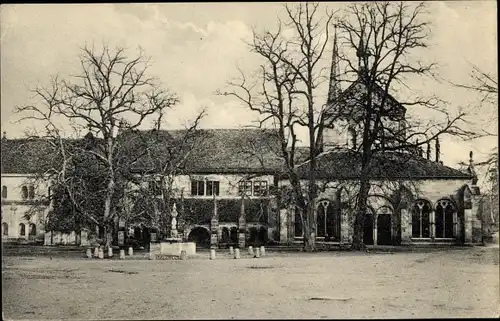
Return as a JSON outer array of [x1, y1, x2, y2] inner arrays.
[[219, 3, 340, 251], [222, 2, 480, 251], [335, 1, 480, 249], [15, 45, 178, 248]]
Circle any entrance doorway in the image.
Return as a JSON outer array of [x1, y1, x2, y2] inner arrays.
[[377, 214, 392, 245]]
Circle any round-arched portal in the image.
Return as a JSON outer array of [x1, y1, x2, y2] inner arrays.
[[377, 206, 393, 245], [363, 207, 375, 245], [187, 227, 210, 248]]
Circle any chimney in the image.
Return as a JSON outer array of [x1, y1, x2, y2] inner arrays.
[[426, 142, 431, 160], [435, 137, 440, 163]]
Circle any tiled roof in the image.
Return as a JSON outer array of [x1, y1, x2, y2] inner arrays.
[[120, 128, 285, 174], [294, 149, 472, 180], [1, 130, 472, 180]]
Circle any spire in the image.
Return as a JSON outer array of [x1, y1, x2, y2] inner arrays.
[[327, 24, 341, 106]]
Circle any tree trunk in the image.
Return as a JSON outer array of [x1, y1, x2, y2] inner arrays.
[[351, 178, 370, 251]]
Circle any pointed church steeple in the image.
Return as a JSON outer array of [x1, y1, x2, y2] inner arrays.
[[327, 24, 341, 106]]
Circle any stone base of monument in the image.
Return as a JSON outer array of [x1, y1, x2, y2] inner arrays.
[[150, 241, 196, 256]]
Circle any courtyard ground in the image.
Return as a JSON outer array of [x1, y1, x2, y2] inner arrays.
[[2, 245, 499, 319]]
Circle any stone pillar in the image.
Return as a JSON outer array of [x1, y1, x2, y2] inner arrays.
[[373, 214, 378, 246], [210, 196, 219, 248], [400, 209, 411, 244], [279, 208, 288, 243], [430, 210, 436, 240], [238, 197, 246, 248], [464, 208, 473, 244], [44, 231, 52, 246], [340, 206, 350, 245], [471, 195, 482, 243]]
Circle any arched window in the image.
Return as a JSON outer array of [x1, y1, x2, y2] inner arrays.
[[28, 185, 35, 199], [21, 186, 28, 200], [435, 199, 456, 238], [19, 223, 26, 236], [29, 223, 36, 236], [347, 127, 357, 149], [2, 222, 8, 236], [1, 186, 7, 199], [412, 199, 431, 238]]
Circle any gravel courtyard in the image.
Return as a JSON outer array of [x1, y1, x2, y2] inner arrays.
[[2, 246, 499, 319]]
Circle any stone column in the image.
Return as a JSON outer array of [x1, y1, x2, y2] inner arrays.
[[464, 207, 473, 244], [210, 196, 219, 248], [430, 210, 436, 240], [279, 208, 288, 243], [238, 197, 246, 248], [340, 206, 350, 245], [400, 209, 411, 244], [471, 195, 482, 243], [373, 214, 378, 246]]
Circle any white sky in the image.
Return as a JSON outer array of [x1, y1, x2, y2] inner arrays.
[[1, 2, 498, 186]]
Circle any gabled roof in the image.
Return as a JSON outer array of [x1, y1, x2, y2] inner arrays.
[[1, 138, 59, 174], [294, 149, 472, 180], [325, 79, 406, 122]]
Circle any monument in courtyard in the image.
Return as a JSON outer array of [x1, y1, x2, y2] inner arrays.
[[150, 203, 196, 257]]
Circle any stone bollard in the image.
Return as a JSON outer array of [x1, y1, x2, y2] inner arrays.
[[148, 252, 156, 260], [229, 246, 234, 255], [93, 247, 99, 258], [108, 247, 113, 258], [119, 249, 126, 260], [248, 246, 254, 256], [128, 247, 133, 256], [254, 247, 260, 258], [260, 246, 265, 257], [210, 249, 216, 260], [234, 248, 240, 259], [86, 248, 92, 259], [180, 250, 187, 260], [98, 247, 104, 259]]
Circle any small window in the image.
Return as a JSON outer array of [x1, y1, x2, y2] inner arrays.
[[1, 186, 7, 199], [28, 185, 35, 199], [2, 222, 8, 236], [191, 180, 205, 196], [206, 181, 220, 196], [253, 181, 268, 196], [19, 223, 26, 236], [238, 181, 253, 195], [21, 186, 28, 200]]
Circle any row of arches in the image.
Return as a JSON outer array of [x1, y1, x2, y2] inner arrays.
[[292, 195, 460, 245], [2, 222, 37, 237]]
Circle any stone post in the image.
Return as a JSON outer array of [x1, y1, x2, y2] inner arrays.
[[210, 249, 216, 260], [234, 248, 240, 259], [400, 209, 411, 244], [180, 250, 187, 260], [128, 247, 133, 256], [254, 247, 260, 258], [229, 246, 234, 255], [248, 246, 254, 256], [260, 246, 265, 256], [238, 196, 246, 248], [80, 229, 90, 247], [98, 247, 104, 259], [86, 248, 92, 259], [94, 247, 99, 258], [108, 247, 113, 258], [119, 249, 126, 259], [210, 195, 219, 248]]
